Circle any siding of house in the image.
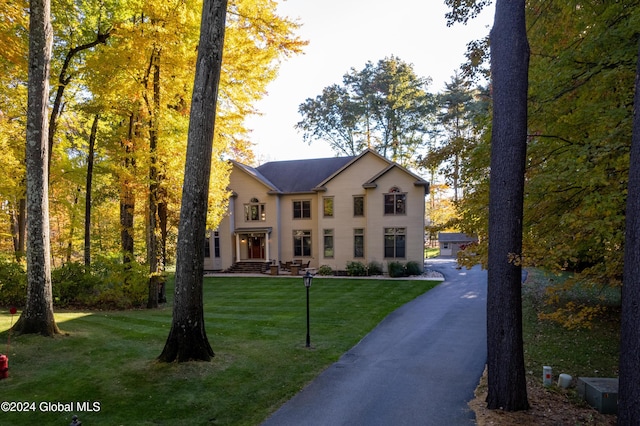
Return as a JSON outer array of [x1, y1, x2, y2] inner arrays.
[[228, 168, 279, 263], [205, 150, 428, 273], [316, 153, 387, 270], [363, 167, 426, 271], [280, 193, 316, 263]]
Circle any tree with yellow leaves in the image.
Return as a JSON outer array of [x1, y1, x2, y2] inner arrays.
[[0, 0, 305, 314]]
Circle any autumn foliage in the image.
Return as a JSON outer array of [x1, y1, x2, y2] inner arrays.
[[0, 0, 305, 269]]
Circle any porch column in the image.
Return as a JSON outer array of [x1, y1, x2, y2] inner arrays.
[[235, 233, 241, 262], [265, 232, 270, 263]]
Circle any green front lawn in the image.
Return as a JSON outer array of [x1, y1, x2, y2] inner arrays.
[[0, 276, 438, 425]]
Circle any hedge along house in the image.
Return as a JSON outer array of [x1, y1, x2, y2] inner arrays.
[[204, 149, 430, 274]]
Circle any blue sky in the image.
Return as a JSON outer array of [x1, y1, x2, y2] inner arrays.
[[245, 0, 495, 163]]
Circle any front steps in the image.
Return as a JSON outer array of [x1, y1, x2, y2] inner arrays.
[[224, 261, 270, 274]]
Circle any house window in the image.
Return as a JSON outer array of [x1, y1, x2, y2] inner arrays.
[[324, 229, 334, 258], [293, 230, 312, 257], [293, 200, 311, 219], [244, 198, 265, 221], [205, 231, 221, 258], [213, 231, 220, 258], [323, 197, 334, 217], [354, 228, 364, 258], [353, 196, 364, 217], [384, 187, 406, 215], [384, 227, 406, 258], [204, 237, 211, 258]]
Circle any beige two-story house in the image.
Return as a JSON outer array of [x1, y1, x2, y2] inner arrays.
[[204, 149, 429, 274]]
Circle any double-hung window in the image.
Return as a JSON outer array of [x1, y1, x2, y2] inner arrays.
[[353, 196, 364, 217], [323, 197, 334, 217], [213, 231, 220, 258], [384, 227, 406, 258], [384, 187, 406, 215], [204, 237, 211, 258], [293, 200, 311, 219], [323, 229, 334, 258], [294, 230, 312, 257], [204, 231, 221, 257], [354, 228, 364, 258]]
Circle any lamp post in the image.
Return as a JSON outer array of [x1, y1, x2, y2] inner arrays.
[[303, 271, 313, 348]]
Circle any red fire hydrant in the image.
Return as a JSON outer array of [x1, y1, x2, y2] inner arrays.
[[0, 354, 8, 379]]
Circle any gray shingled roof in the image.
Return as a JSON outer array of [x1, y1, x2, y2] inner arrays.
[[232, 161, 280, 192], [438, 232, 477, 243], [256, 156, 356, 193]]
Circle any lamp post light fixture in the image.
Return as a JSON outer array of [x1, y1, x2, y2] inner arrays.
[[303, 271, 313, 348]]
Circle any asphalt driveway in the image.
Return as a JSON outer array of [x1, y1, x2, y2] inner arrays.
[[261, 258, 488, 426]]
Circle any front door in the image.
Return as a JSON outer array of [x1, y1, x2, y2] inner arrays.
[[249, 236, 264, 259]]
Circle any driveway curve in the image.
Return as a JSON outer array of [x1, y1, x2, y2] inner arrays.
[[261, 258, 488, 426]]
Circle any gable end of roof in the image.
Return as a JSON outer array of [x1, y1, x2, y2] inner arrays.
[[363, 163, 430, 193], [230, 160, 281, 193]]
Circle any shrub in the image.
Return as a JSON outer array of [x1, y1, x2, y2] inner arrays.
[[405, 261, 422, 276], [49, 258, 148, 309], [92, 259, 148, 309], [0, 255, 149, 310], [52, 262, 100, 307], [367, 261, 383, 276], [0, 257, 27, 307], [346, 261, 367, 276], [317, 265, 333, 276], [388, 261, 407, 278]]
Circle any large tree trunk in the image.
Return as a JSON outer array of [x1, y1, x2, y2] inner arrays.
[[120, 114, 136, 264], [84, 114, 99, 269], [13, 0, 60, 336], [618, 40, 640, 425], [147, 49, 161, 309], [158, 0, 228, 363], [485, 0, 530, 411], [146, 166, 159, 308]]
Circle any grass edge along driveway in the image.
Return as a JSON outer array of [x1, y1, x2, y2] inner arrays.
[[0, 276, 439, 426]]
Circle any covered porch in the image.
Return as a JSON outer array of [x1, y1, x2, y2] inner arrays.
[[234, 227, 273, 263]]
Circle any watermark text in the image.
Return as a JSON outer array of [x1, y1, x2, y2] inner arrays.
[[1, 401, 101, 413]]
